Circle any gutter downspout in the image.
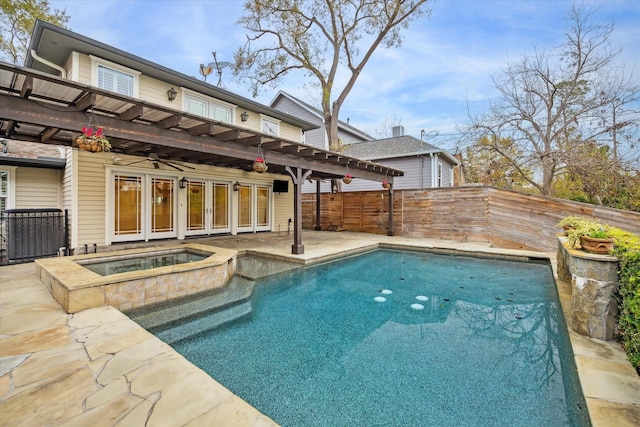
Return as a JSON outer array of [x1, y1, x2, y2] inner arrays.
[[30, 49, 67, 78]]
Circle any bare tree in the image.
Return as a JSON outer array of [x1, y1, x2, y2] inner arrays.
[[233, 0, 431, 152], [463, 5, 639, 197]]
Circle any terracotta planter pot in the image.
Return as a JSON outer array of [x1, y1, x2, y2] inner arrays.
[[579, 235, 614, 254]]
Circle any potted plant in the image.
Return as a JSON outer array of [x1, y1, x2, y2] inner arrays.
[[343, 174, 352, 184], [562, 217, 615, 254], [579, 228, 615, 254], [381, 179, 390, 189], [252, 157, 268, 173], [75, 127, 111, 152]]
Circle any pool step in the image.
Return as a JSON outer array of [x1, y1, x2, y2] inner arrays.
[[126, 276, 255, 343], [151, 300, 253, 344]]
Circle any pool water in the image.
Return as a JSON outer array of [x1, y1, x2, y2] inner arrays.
[[169, 250, 590, 426], [81, 251, 207, 276]]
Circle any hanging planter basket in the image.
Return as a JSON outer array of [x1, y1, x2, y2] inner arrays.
[[75, 135, 110, 152], [342, 174, 353, 184], [77, 113, 111, 152], [252, 145, 268, 173], [381, 180, 390, 189], [253, 158, 268, 173]]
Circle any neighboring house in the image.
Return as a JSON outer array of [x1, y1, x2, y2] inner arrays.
[[342, 126, 459, 191], [270, 92, 457, 192], [269, 91, 373, 151], [0, 20, 400, 258]]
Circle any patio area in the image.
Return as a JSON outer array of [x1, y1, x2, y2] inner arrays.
[[1, 231, 639, 426]]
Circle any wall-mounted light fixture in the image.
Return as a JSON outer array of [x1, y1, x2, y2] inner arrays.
[[241, 111, 249, 122], [167, 87, 178, 101], [179, 177, 188, 189], [233, 181, 240, 191]]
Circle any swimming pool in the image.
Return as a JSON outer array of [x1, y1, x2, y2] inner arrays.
[[156, 249, 590, 426]]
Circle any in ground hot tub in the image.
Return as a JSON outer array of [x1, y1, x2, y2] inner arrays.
[[35, 244, 237, 313]]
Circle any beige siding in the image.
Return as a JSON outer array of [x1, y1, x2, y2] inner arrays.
[[76, 150, 108, 246], [278, 122, 303, 142], [14, 167, 62, 209], [272, 189, 294, 234]]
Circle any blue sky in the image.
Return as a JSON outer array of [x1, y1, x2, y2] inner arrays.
[[48, 0, 640, 151]]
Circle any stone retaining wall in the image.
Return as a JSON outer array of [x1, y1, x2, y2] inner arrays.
[[557, 236, 619, 341]]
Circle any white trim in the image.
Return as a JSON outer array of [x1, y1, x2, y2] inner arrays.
[[0, 166, 17, 211], [71, 51, 80, 82]]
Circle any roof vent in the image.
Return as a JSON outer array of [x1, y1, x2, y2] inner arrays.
[[392, 126, 404, 137]]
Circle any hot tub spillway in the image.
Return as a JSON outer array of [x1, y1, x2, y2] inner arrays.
[[126, 275, 255, 344]]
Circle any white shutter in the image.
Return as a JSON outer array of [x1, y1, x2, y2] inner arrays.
[[97, 65, 133, 96]]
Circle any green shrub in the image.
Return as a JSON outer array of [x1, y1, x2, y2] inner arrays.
[[612, 233, 640, 375]]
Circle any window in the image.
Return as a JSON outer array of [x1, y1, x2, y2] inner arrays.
[[437, 163, 443, 187], [90, 56, 139, 97], [97, 64, 134, 96], [185, 93, 233, 124], [262, 118, 279, 136], [0, 170, 7, 213]]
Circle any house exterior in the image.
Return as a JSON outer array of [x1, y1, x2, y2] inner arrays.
[[270, 90, 457, 193], [269, 91, 373, 151], [342, 126, 459, 191], [0, 20, 401, 257]]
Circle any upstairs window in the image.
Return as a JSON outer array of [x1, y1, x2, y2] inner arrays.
[[90, 56, 139, 97], [185, 93, 233, 124], [262, 118, 279, 136], [97, 65, 134, 96]]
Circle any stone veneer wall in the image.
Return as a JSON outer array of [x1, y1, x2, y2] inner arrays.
[[557, 237, 619, 341]]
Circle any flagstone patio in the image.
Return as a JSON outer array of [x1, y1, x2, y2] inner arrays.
[[1, 231, 638, 426]]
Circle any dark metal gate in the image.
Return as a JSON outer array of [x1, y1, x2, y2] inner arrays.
[[0, 209, 69, 265]]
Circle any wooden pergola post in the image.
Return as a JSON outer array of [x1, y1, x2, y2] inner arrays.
[[387, 185, 394, 236], [286, 166, 312, 254], [315, 179, 322, 231]]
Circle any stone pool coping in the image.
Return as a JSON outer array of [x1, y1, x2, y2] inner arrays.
[[34, 244, 237, 313], [1, 231, 639, 426]]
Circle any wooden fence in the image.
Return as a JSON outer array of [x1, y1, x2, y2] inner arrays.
[[301, 186, 640, 252]]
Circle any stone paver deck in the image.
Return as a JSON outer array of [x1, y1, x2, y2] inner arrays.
[[1, 231, 639, 426]]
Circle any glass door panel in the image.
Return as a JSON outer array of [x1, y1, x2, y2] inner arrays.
[[186, 180, 206, 233], [256, 185, 270, 229], [149, 177, 176, 238], [113, 175, 142, 240], [212, 183, 229, 231], [237, 185, 253, 232]]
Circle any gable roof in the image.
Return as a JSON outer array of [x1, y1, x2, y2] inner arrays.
[[344, 135, 459, 165], [269, 91, 373, 141]]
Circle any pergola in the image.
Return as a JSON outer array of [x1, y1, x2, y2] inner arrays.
[[0, 62, 403, 254]]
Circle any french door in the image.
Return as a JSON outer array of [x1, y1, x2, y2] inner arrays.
[[237, 183, 271, 233], [112, 173, 177, 242], [184, 179, 230, 236]]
